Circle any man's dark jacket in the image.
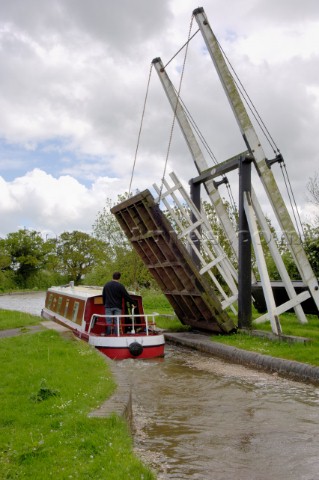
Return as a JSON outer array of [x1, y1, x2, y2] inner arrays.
[[102, 280, 135, 309]]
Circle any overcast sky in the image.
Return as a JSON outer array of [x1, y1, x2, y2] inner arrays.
[[1, 0, 318, 238]]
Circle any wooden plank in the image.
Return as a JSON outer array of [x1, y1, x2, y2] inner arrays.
[[154, 173, 238, 305], [111, 190, 236, 333]]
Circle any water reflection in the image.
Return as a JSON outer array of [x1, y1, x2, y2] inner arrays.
[[117, 347, 319, 480]]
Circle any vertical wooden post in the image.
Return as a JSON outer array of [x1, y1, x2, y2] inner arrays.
[[238, 156, 252, 328], [190, 180, 201, 268]]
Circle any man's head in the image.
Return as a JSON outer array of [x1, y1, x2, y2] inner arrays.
[[112, 272, 121, 280]]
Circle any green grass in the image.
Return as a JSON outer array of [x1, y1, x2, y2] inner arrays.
[[212, 311, 319, 367], [0, 327, 155, 479], [211, 330, 319, 366], [0, 309, 42, 330], [141, 290, 190, 331], [252, 311, 319, 338], [141, 289, 175, 314]]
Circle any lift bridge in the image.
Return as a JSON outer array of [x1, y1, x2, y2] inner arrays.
[[112, 7, 319, 335]]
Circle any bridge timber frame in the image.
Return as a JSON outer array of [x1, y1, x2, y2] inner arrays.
[[111, 190, 237, 334], [111, 8, 318, 335], [151, 10, 317, 333], [192, 6, 319, 313], [189, 152, 311, 333]]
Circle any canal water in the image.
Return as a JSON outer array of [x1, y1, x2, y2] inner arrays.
[[1, 293, 319, 479]]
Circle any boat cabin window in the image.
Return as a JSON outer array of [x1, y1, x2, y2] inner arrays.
[[94, 296, 103, 305], [52, 296, 57, 310], [57, 297, 63, 314], [47, 293, 53, 309], [64, 299, 69, 317], [72, 301, 80, 322]]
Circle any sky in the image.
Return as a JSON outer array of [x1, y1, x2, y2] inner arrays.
[[0, 0, 319, 238]]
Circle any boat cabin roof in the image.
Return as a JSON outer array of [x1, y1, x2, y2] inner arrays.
[[47, 285, 140, 301], [48, 285, 102, 300]]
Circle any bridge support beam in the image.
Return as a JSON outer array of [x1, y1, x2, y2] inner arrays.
[[238, 155, 252, 329]]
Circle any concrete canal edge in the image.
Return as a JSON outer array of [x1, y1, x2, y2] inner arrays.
[[164, 331, 319, 386], [88, 352, 133, 426]]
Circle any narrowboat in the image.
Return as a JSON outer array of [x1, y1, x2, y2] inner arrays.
[[41, 284, 165, 360]]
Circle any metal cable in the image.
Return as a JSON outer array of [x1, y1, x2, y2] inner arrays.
[[168, 74, 238, 216], [217, 38, 305, 238], [158, 14, 195, 202], [282, 162, 305, 239], [128, 63, 153, 195], [174, 89, 238, 215], [164, 29, 200, 69], [177, 94, 219, 165], [226, 181, 238, 217], [217, 39, 279, 155], [279, 163, 303, 240]]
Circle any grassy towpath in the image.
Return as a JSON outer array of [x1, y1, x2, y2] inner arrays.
[[0, 310, 155, 479], [212, 312, 319, 367], [0, 309, 43, 331]]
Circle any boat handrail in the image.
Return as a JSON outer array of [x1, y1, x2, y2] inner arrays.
[[88, 312, 159, 336]]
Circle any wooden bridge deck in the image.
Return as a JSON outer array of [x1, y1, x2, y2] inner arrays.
[[111, 190, 236, 333]]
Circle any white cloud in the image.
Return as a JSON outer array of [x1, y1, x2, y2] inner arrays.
[[0, 169, 128, 236]]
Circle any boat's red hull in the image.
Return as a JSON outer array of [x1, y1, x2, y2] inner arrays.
[[73, 329, 165, 360], [97, 344, 165, 360]]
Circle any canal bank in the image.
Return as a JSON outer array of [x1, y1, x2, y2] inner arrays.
[[164, 331, 319, 386], [2, 320, 319, 420]]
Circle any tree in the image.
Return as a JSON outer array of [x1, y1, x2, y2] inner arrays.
[[307, 172, 319, 206], [56, 231, 110, 284], [307, 172, 319, 225], [3, 229, 50, 287], [92, 196, 154, 289], [0, 238, 11, 271], [303, 223, 319, 278], [202, 200, 238, 267], [93, 198, 131, 257], [0, 237, 15, 290]]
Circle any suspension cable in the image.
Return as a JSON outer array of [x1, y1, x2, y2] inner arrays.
[[158, 14, 195, 202], [217, 40, 280, 155], [161, 69, 237, 216], [173, 89, 238, 215], [177, 94, 218, 165], [280, 163, 305, 239], [225, 181, 238, 217], [128, 63, 153, 196], [180, 95, 238, 214], [217, 39, 305, 236], [164, 29, 200, 69]]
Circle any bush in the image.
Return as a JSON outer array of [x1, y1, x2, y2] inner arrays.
[[0, 270, 16, 292], [24, 270, 69, 290]]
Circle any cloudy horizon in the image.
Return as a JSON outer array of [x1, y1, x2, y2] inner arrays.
[[1, 0, 318, 239]]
